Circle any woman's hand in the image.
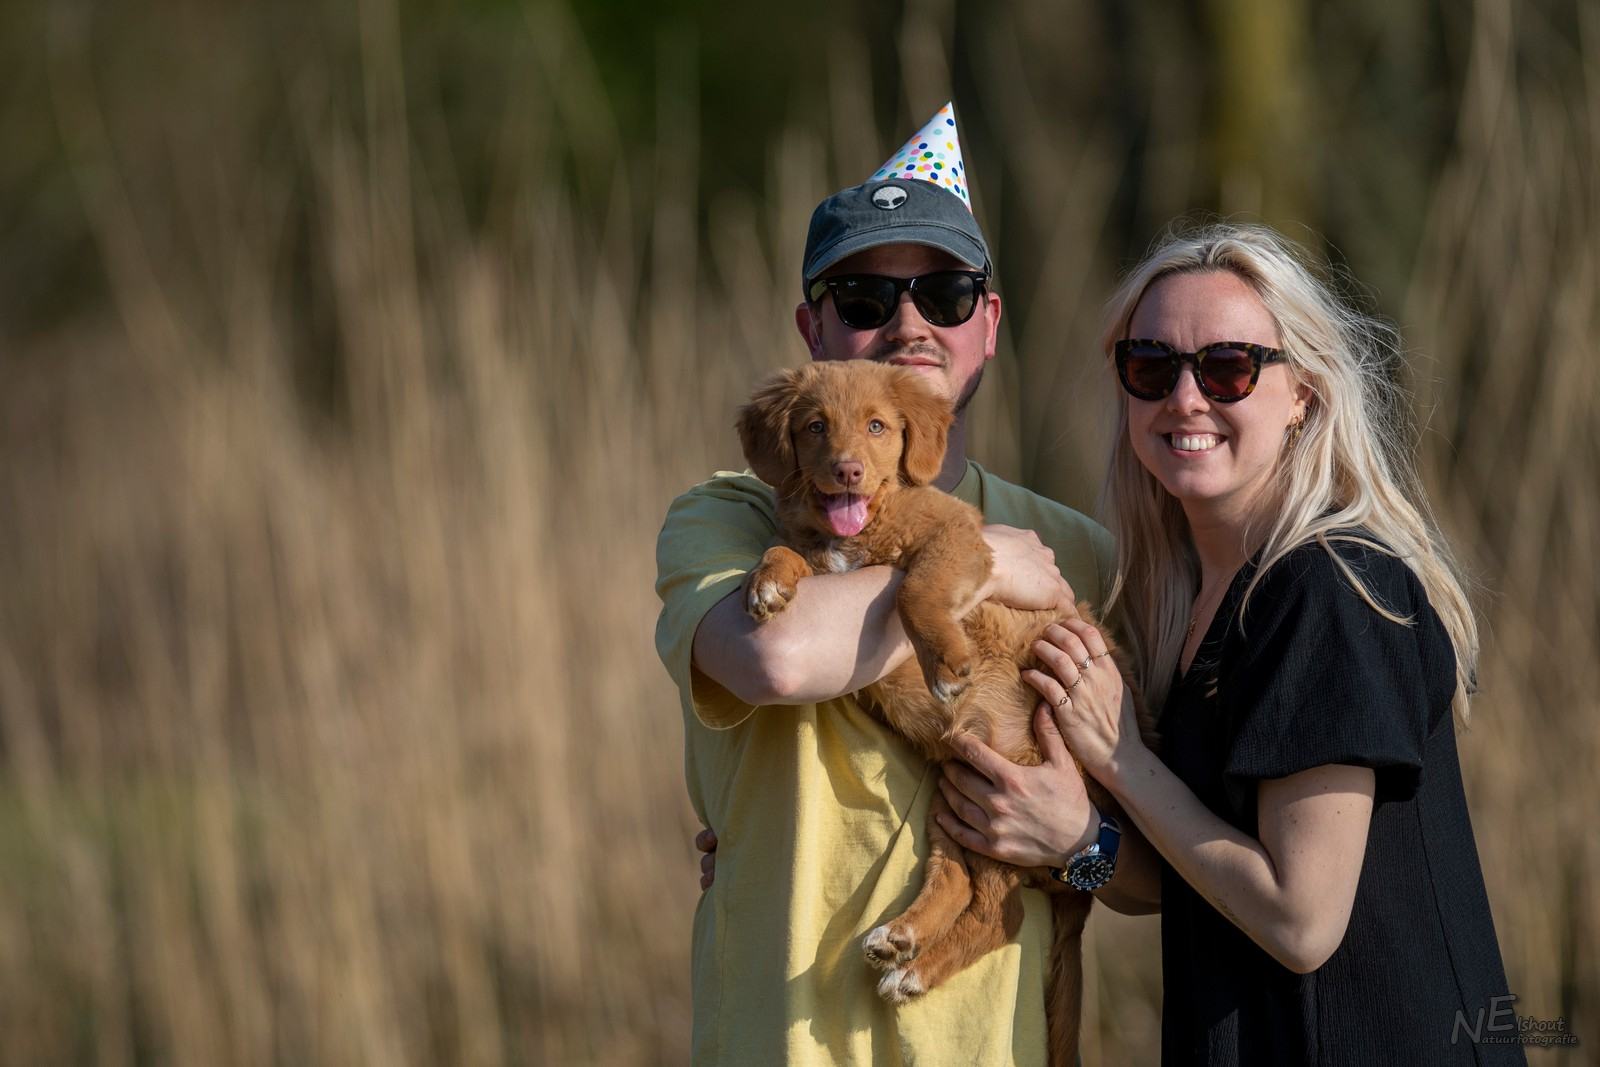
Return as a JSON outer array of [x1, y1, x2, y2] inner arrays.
[[1023, 618, 1147, 781], [936, 702, 1100, 868]]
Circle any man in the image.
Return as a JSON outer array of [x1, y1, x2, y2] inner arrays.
[[654, 105, 1120, 1064]]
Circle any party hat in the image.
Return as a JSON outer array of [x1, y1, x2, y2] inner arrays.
[[868, 102, 972, 211], [800, 101, 989, 285]]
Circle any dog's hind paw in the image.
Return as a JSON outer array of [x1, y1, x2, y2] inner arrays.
[[863, 923, 918, 970], [876, 965, 926, 1005]]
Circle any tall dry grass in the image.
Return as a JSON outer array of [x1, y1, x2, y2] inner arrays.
[[0, 0, 1593, 1064]]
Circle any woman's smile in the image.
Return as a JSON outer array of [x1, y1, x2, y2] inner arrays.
[[1163, 431, 1227, 454]]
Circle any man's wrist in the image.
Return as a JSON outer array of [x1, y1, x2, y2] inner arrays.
[[1060, 802, 1101, 863], [1050, 807, 1122, 891], [958, 574, 995, 617]]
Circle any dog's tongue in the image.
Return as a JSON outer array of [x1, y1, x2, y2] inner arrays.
[[824, 493, 870, 537]]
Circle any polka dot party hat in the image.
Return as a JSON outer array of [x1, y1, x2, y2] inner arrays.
[[868, 102, 972, 211]]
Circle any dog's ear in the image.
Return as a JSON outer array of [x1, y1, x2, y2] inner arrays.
[[891, 369, 953, 486], [737, 368, 807, 491]]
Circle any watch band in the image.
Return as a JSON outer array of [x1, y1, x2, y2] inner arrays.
[[1050, 813, 1122, 891]]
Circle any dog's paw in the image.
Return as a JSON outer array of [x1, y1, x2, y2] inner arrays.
[[876, 965, 926, 1005], [929, 657, 973, 704], [745, 576, 796, 621], [863, 923, 918, 970]]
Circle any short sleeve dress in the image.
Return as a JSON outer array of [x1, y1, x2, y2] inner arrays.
[[1157, 535, 1525, 1066]]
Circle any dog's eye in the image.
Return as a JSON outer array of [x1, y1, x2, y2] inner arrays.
[[806, 420, 825, 435], [868, 419, 886, 434]]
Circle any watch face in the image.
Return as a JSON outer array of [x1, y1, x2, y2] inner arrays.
[[1068, 854, 1115, 891]]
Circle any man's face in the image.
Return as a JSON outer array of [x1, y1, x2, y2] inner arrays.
[[794, 244, 1001, 414]]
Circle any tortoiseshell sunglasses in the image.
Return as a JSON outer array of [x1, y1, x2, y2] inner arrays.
[[1113, 338, 1285, 403]]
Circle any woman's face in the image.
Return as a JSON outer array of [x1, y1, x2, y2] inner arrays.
[[1123, 269, 1308, 526]]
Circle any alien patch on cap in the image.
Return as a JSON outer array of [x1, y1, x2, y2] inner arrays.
[[871, 185, 909, 210]]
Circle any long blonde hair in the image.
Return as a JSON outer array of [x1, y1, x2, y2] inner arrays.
[[1100, 222, 1478, 721]]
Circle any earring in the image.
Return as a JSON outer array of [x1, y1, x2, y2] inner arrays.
[[1284, 414, 1306, 448]]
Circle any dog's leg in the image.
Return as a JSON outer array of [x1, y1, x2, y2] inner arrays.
[[875, 854, 1024, 1004], [863, 790, 973, 970], [744, 545, 813, 621], [1045, 890, 1093, 1067], [897, 525, 991, 702]]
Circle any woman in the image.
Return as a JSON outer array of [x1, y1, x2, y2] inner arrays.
[[937, 223, 1525, 1064]]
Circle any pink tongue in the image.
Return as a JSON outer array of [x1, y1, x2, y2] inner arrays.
[[824, 493, 870, 537]]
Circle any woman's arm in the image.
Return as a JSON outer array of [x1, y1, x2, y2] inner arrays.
[[1031, 619, 1375, 974], [1096, 818, 1162, 915], [1108, 745, 1372, 971]]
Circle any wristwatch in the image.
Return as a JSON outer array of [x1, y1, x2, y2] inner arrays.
[[1050, 812, 1122, 891]]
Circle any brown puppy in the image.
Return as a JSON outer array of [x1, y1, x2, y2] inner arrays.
[[737, 359, 1158, 1067]]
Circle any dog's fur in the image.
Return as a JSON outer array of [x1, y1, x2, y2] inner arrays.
[[737, 359, 1158, 1067]]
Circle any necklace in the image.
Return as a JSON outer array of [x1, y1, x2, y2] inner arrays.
[[1186, 581, 1227, 642]]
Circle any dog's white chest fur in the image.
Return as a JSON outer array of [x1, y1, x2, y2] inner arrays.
[[822, 543, 858, 574]]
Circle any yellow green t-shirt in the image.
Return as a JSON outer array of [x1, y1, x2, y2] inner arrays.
[[654, 460, 1115, 1066]]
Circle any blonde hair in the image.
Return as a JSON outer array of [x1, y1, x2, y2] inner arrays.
[[1099, 222, 1478, 721]]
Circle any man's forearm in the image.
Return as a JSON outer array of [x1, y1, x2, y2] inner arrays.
[[691, 565, 917, 705]]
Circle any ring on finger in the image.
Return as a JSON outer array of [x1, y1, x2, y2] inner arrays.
[[1076, 656, 1092, 671], [1054, 692, 1071, 708]]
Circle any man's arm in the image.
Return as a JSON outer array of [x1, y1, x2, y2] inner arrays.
[[692, 565, 914, 706], [693, 525, 1075, 707]]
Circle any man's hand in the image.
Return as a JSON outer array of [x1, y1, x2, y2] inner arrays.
[[935, 703, 1099, 868], [695, 827, 717, 890], [964, 525, 1074, 616]]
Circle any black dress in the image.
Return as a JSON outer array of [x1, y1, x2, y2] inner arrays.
[[1157, 536, 1526, 1066]]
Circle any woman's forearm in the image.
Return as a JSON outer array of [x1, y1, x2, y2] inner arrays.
[[1093, 818, 1162, 915], [1101, 745, 1370, 973]]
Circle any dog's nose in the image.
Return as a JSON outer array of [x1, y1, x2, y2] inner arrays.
[[833, 459, 864, 488]]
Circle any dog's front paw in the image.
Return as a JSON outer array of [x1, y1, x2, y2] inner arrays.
[[876, 965, 926, 1004], [863, 922, 918, 970], [911, 630, 974, 704], [929, 656, 973, 704], [745, 573, 796, 621]]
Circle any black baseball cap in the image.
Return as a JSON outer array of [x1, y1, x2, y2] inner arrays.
[[801, 179, 992, 294]]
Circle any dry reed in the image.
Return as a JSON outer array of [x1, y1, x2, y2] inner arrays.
[[0, 1, 1593, 1064]]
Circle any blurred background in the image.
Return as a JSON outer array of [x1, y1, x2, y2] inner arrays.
[[1, 0, 1595, 1063]]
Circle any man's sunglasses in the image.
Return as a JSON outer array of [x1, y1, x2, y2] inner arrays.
[[1113, 338, 1286, 403], [806, 270, 988, 331]]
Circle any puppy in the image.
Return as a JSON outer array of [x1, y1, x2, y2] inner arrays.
[[737, 359, 1157, 1067]]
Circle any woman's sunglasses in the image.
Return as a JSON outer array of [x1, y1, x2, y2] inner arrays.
[[806, 270, 987, 331], [1113, 338, 1285, 403]]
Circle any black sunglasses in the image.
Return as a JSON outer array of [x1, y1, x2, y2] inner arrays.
[[1113, 338, 1285, 403], [806, 270, 987, 331]]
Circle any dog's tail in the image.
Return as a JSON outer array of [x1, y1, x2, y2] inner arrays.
[[1045, 890, 1093, 1067]]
